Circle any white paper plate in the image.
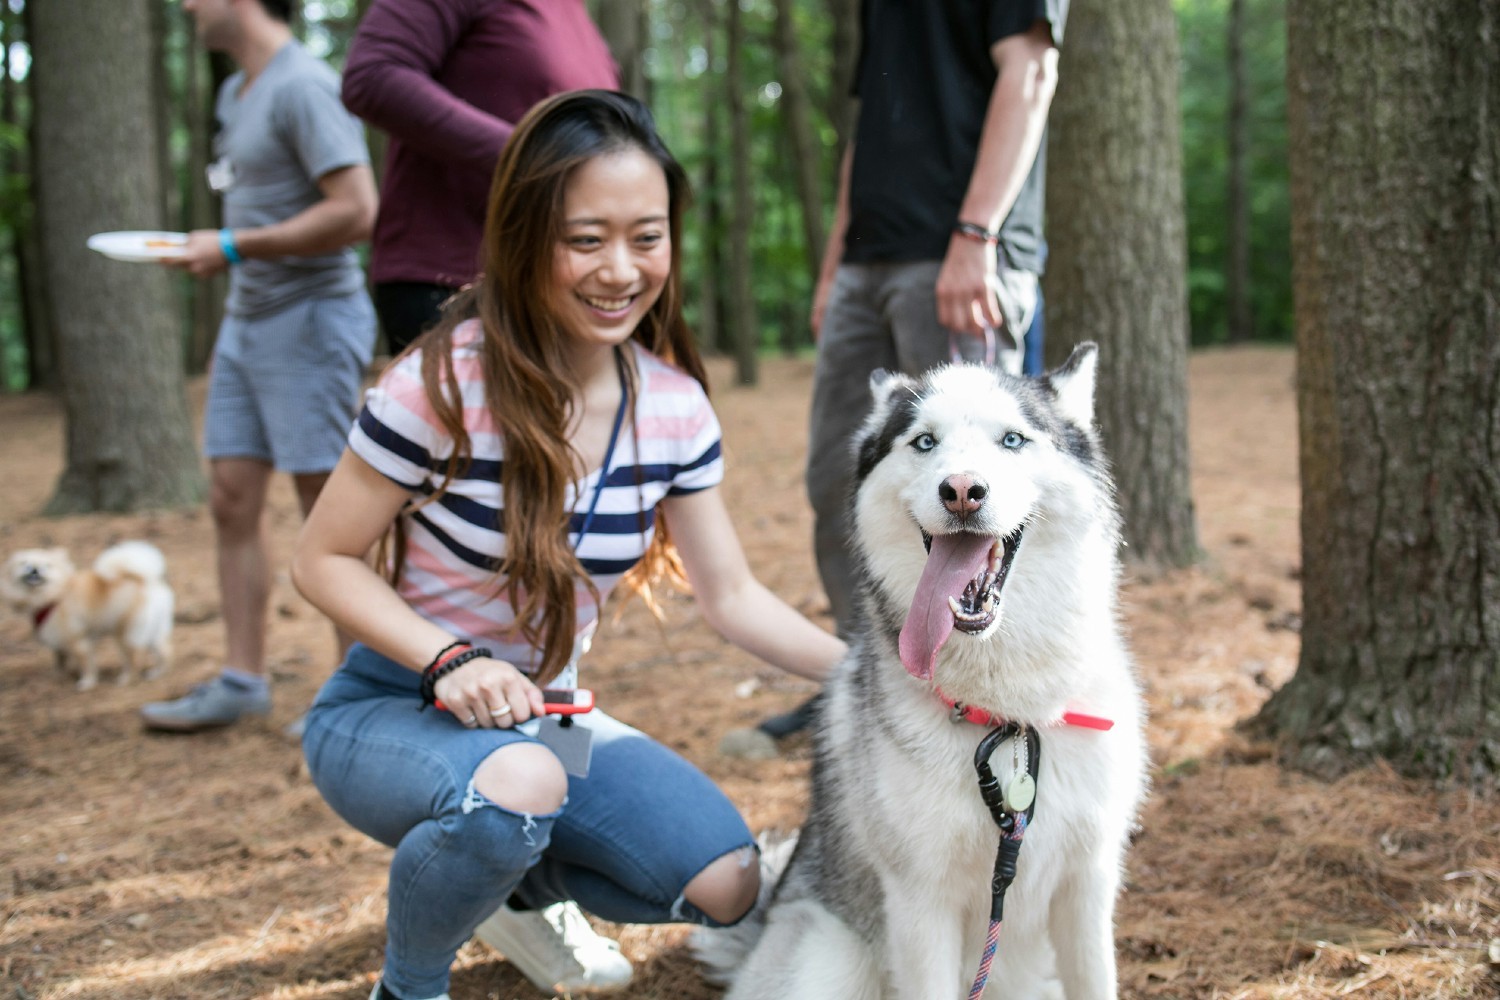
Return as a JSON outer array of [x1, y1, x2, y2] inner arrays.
[[86, 231, 189, 263]]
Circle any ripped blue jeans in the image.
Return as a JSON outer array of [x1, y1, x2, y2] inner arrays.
[[302, 643, 755, 999]]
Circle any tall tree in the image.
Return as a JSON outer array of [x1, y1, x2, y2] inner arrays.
[[771, 0, 826, 291], [12, 0, 55, 389], [1225, 0, 1252, 342], [1044, 0, 1199, 569], [693, 0, 724, 356], [595, 0, 649, 101], [724, 0, 758, 384], [30, 0, 203, 512], [1256, 0, 1500, 788]]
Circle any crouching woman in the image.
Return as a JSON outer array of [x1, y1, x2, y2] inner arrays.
[[290, 89, 844, 1000]]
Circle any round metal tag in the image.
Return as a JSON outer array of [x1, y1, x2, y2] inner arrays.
[[1003, 773, 1036, 813]]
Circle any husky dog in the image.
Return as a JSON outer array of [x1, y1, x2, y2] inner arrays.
[[699, 345, 1148, 999], [1, 541, 175, 690]]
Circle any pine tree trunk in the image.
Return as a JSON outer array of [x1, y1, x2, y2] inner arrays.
[[694, 0, 723, 356], [823, 0, 859, 158], [184, 12, 224, 374], [595, 0, 647, 100], [1226, 0, 1253, 343], [725, 0, 758, 385], [30, 0, 204, 513], [15, 0, 55, 390], [772, 0, 826, 293], [1256, 0, 1500, 788], [1044, 0, 1199, 569]]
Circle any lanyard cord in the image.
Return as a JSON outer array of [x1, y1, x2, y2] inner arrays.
[[572, 347, 629, 551]]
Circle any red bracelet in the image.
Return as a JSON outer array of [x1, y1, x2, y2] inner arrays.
[[954, 221, 1001, 245]]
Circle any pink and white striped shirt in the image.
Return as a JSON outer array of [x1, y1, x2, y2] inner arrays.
[[349, 321, 723, 685]]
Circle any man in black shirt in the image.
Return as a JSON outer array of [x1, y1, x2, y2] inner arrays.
[[761, 0, 1067, 739]]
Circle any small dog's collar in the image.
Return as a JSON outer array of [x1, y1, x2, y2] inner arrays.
[[31, 603, 56, 631], [936, 688, 1113, 731]]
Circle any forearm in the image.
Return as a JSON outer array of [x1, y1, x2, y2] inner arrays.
[[958, 43, 1059, 231], [291, 550, 459, 674], [701, 580, 846, 682], [342, 0, 512, 168], [232, 195, 372, 260], [819, 142, 855, 283]]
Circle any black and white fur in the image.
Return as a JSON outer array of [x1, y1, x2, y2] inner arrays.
[[698, 345, 1147, 999]]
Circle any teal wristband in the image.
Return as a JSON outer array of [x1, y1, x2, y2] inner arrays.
[[218, 228, 242, 265]]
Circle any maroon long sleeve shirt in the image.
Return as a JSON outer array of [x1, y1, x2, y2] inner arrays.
[[342, 0, 619, 288]]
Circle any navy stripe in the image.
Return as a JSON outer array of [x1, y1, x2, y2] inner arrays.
[[410, 510, 503, 573], [359, 408, 505, 480], [579, 555, 645, 576], [358, 408, 432, 474]]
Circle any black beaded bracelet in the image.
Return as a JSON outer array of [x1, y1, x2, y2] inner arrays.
[[423, 639, 471, 674], [419, 647, 492, 708], [954, 221, 1001, 245]]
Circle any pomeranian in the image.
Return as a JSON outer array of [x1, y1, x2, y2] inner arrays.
[[1, 541, 174, 690]]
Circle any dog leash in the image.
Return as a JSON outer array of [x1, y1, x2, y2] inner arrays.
[[967, 721, 1042, 999]]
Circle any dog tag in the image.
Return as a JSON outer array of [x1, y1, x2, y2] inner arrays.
[[1003, 773, 1035, 813], [537, 716, 593, 778]]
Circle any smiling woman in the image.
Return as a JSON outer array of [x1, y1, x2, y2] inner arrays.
[[286, 90, 846, 1000]]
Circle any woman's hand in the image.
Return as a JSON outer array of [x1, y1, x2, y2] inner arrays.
[[434, 656, 547, 729]]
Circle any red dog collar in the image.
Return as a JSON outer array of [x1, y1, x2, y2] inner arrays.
[[937, 689, 1113, 731], [32, 603, 56, 631]]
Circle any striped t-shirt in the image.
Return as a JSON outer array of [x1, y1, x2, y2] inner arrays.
[[349, 321, 724, 685]]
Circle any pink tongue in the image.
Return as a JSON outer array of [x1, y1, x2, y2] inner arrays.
[[898, 533, 995, 680]]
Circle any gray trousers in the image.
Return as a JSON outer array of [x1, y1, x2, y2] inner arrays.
[[805, 260, 1038, 635]]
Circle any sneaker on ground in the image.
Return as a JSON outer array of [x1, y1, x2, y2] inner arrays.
[[473, 901, 633, 993], [140, 675, 271, 732]]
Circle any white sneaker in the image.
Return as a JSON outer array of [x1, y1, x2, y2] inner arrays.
[[473, 901, 633, 993]]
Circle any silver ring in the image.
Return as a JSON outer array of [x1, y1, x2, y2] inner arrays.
[[463, 715, 478, 726], [490, 704, 513, 717]]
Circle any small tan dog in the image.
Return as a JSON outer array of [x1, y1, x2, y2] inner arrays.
[[1, 541, 174, 690]]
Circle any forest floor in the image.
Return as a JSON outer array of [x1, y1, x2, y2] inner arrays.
[[1, 346, 1497, 1000]]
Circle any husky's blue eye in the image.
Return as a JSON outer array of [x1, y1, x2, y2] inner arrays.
[[1001, 431, 1027, 450], [911, 432, 937, 452]]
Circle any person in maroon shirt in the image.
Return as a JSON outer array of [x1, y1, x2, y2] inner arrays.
[[343, 0, 619, 355]]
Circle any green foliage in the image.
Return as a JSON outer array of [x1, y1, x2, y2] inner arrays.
[[0, 0, 1294, 392], [1176, 0, 1292, 344]]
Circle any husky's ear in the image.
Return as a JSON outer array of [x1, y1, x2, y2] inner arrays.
[[1049, 342, 1099, 427], [867, 368, 914, 409]]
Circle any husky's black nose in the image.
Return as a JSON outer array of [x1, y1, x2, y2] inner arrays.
[[939, 474, 988, 518]]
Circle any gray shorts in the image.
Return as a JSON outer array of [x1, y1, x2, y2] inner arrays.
[[203, 290, 375, 474]]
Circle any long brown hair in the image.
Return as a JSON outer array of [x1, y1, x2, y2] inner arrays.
[[383, 90, 707, 685]]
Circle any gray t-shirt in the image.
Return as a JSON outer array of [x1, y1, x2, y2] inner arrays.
[[213, 41, 369, 318]]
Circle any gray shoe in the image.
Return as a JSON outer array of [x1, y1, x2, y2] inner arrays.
[[140, 675, 271, 732]]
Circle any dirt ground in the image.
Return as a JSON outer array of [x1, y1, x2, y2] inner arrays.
[[1, 346, 1496, 1000]]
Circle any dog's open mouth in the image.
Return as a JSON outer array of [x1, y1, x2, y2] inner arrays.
[[898, 528, 1023, 681]]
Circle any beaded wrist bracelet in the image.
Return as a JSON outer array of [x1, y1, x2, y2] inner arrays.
[[419, 643, 491, 708], [953, 221, 1001, 245]]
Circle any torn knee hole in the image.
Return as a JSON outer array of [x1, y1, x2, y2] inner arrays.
[[469, 742, 567, 815]]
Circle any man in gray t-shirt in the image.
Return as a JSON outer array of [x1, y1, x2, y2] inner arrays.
[[148, 0, 378, 734]]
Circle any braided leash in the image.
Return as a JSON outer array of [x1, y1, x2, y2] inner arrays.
[[966, 724, 1040, 998]]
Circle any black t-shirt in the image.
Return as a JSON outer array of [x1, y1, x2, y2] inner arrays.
[[844, 0, 1068, 273]]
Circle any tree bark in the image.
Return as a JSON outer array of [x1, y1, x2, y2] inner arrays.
[[1044, 0, 1199, 569], [595, 0, 648, 101], [724, 0, 758, 385], [1256, 0, 1500, 788], [693, 0, 723, 356], [771, 0, 826, 292], [30, 0, 204, 512], [15, 0, 55, 390], [823, 0, 859, 159], [184, 10, 225, 373], [1226, 0, 1253, 342]]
